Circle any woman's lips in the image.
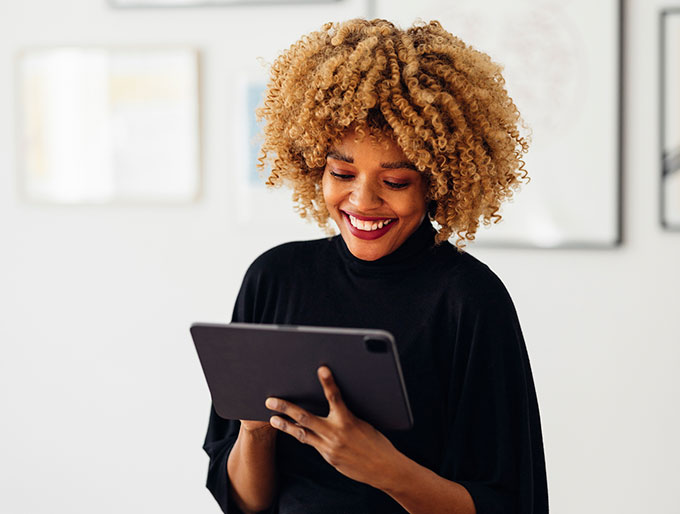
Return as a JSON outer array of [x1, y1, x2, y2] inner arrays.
[[342, 210, 394, 222], [341, 210, 397, 240]]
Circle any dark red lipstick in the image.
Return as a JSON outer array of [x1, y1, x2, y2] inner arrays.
[[341, 210, 397, 240]]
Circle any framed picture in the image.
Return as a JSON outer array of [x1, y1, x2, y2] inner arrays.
[[233, 70, 308, 224], [211, 0, 371, 240], [234, 71, 269, 221], [16, 47, 200, 204], [660, 9, 680, 230], [108, 0, 342, 7], [376, 0, 623, 248]]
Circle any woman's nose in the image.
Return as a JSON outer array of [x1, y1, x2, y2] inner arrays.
[[349, 179, 382, 210]]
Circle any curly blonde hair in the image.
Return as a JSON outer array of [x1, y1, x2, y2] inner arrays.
[[257, 18, 529, 248]]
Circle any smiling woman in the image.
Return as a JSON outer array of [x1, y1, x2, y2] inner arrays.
[[256, 18, 529, 248], [322, 131, 428, 260], [202, 18, 548, 514]]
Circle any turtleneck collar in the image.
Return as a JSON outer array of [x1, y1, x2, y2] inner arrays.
[[333, 217, 438, 276]]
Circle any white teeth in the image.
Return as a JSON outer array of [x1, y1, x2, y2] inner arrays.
[[348, 214, 393, 231]]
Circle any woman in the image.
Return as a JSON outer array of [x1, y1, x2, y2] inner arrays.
[[203, 18, 548, 514]]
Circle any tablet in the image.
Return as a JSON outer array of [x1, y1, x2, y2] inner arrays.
[[190, 322, 414, 431]]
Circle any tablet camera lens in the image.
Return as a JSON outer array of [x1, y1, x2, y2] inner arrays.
[[365, 338, 388, 353]]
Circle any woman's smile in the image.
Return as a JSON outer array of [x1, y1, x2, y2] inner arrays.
[[322, 131, 428, 261], [341, 210, 398, 240]]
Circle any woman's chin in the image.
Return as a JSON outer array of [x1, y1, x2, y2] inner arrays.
[[342, 236, 392, 261], [350, 249, 383, 261]]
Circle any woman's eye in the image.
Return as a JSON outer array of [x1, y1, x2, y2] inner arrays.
[[384, 181, 409, 189], [330, 171, 354, 180]]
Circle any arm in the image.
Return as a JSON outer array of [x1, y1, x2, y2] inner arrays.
[[203, 259, 281, 513], [434, 269, 549, 514], [374, 450, 476, 514], [202, 406, 278, 514], [227, 423, 279, 514]]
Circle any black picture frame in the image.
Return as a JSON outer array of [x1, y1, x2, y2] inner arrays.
[[660, 8, 680, 231]]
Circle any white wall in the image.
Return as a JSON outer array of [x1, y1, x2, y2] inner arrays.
[[0, 1, 678, 513]]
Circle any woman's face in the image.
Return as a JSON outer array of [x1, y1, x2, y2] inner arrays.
[[322, 130, 428, 261]]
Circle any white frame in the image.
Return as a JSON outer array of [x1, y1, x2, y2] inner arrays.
[[109, 0, 342, 7], [16, 46, 202, 205], [376, 0, 623, 249]]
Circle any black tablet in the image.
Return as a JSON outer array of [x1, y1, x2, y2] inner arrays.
[[190, 322, 414, 431]]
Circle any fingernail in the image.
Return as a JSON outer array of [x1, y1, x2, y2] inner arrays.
[[265, 398, 277, 409], [270, 416, 280, 427], [319, 367, 330, 379]]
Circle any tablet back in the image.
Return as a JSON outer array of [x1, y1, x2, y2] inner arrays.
[[190, 322, 413, 431]]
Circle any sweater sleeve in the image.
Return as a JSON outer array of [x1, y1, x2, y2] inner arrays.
[[201, 264, 271, 514], [439, 270, 549, 514], [202, 405, 244, 513]]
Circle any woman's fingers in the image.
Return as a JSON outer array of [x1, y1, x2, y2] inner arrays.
[[317, 366, 350, 417], [265, 366, 354, 447], [268, 414, 323, 446], [265, 397, 322, 432], [265, 397, 326, 446]]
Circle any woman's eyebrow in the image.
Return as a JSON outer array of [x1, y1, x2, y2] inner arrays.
[[380, 160, 418, 171], [326, 151, 353, 163], [327, 151, 417, 171]]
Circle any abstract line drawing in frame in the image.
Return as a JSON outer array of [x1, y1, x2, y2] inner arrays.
[[16, 46, 201, 204], [376, 0, 623, 248], [109, 0, 341, 7], [660, 9, 680, 230]]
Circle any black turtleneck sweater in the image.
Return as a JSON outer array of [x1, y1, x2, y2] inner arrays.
[[202, 219, 549, 514]]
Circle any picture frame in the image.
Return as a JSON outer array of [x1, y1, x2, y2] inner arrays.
[[376, 0, 623, 249], [108, 0, 342, 7], [16, 46, 201, 205], [233, 70, 312, 227], [660, 8, 680, 231]]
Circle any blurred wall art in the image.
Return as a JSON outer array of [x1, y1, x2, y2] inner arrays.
[[661, 9, 680, 230], [377, 0, 623, 248], [17, 47, 200, 204]]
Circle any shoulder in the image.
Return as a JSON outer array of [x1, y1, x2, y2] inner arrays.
[[243, 236, 335, 281], [430, 242, 515, 312], [429, 245, 525, 350], [231, 236, 336, 322]]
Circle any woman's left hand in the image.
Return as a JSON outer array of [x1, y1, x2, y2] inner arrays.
[[265, 366, 400, 488]]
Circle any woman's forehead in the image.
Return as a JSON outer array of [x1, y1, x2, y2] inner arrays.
[[327, 132, 419, 172], [332, 128, 404, 155]]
